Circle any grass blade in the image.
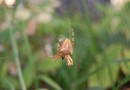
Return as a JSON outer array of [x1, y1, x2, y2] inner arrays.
[[39, 75, 62, 90]]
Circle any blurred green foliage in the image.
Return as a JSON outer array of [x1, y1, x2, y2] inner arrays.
[[0, 0, 130, 90]]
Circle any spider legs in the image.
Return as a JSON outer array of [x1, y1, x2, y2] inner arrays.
[[65, 55, 73, 66], [52, 54, 73, 66], [52, 54, 60, 61], [71, 29, 74, 46], [57, 43, 61, 51]]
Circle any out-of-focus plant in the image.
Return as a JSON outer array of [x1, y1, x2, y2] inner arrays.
[[0, 0, 130, 90]]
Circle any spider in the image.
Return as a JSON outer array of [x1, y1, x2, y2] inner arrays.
[[53, 30, 74, 66]]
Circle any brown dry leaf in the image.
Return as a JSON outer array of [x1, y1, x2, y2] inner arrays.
[[8, 63, 17, 76], [26, 19, 37, 36]]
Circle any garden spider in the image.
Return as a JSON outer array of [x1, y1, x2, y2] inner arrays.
[[53, 30, 74, 66]]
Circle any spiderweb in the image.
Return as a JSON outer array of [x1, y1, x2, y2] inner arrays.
[[0, 0, 130, 90], [55, 0, 130, 89]]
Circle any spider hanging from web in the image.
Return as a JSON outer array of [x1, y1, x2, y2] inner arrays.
[[52, 29, 74, 66]]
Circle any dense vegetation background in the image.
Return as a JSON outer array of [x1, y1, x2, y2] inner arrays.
[[0, 0, 130, 90]]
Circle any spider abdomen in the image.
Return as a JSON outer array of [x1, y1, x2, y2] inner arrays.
[[59, 38, 73, 54]]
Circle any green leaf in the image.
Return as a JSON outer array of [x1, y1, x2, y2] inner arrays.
[[23, 53, 38, 88], [37, 59, 61, 72], [36, 88, 48, 90], [116, 75, 130, 90], [39, 75, 63, 90], [0, 78, 15, 90], [23, 64, 35, 88], [88, 45, 121, 88], [88, 63, 119, 88], [121, 49, 130, 75], [88, 87, 104, 90]]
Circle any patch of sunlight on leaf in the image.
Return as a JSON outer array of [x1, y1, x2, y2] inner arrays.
[[88, 44, 121, 88], [88, 63, 119, 88], [105, 44, 122, 60], [37, 58, 62, 72], [121, 49, 130, 75], [39, 75, 63, 90]]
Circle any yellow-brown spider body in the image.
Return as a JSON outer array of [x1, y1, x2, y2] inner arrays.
[[53, 30, 74, 66], [58, 38, 73, 57]]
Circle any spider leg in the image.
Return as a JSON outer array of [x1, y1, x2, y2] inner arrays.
[[57, 43, 60, 51], [67, 55, 73, 65], [65, 55, 71, 66], [71, 29, 74, 46], [65, 55, 73, 66], [53, 54, 60, 61]]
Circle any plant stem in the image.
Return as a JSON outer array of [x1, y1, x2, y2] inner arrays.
[[9, 10, 26, 90]]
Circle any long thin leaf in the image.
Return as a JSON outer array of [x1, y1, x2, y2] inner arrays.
[[39, 75, 63, 90]]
